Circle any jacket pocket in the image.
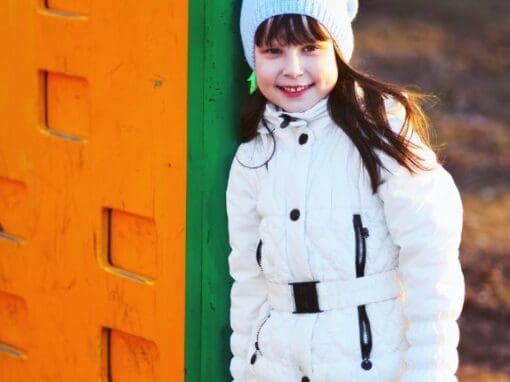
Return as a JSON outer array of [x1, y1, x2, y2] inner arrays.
[[368, 299, 407, 353]]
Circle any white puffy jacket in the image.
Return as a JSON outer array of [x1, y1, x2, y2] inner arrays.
[[227, 97, 464, 382]]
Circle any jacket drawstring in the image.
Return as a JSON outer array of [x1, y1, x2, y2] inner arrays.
[[279, 113, 297, 128]]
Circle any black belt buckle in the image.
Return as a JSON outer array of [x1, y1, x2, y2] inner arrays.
[[289, 281, 322, 313]]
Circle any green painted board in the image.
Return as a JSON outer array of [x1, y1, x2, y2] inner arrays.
[[186, 1, 250, 381]]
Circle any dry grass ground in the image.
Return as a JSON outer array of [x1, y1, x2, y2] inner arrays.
[[352, 0, 510, 379]]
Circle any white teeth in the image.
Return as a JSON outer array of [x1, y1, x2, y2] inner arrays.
[[282, 85, 309, 93]]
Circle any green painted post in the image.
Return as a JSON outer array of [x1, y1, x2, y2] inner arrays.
[[186, 1, 249, 381]]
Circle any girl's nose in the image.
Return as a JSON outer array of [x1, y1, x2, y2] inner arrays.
[[283, 52, 304, 78]]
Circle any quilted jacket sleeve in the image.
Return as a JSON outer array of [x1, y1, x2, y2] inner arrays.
[[226, 146, 268, 382], [377, 102, 465, 382]]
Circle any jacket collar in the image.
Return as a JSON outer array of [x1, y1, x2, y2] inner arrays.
[[258, 97, 332, 137]]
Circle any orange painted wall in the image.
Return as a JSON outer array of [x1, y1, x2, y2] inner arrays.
[[0, 1, 187, 380]]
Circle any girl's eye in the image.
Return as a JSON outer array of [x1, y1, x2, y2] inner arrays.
[[265, 48, 281, 54], [303, 45, 318, 52]]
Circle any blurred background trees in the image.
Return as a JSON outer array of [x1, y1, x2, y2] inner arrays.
[[353, 1, 510, 380]]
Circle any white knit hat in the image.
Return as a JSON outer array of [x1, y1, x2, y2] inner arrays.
[[240, 0, 359, 69]]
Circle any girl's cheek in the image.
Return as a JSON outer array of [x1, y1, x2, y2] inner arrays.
[[256, 67, 274, 83]]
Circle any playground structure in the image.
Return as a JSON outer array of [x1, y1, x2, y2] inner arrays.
[[0, 1, 242, 380]]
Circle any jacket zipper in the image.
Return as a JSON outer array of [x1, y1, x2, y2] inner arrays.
[[250, 312, 271, 364], [256, 240, 263, 272], [353, 214, 373, 371]]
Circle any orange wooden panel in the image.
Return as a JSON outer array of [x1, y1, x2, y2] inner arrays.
[[0, 0, 187, 380]]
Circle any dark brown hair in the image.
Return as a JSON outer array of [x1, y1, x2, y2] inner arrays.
[[240, 14, 435, 193]]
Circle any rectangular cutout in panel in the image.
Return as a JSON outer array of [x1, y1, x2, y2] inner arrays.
[[101, 328, 159, 381], [40, 71, 90, 142], [44, 0, 90, 17], [101, 208, 157, 284], [0, 291, 28, 360], [0, 178, 28, 245]]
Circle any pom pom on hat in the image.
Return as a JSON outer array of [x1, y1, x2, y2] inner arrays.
[[240, 0, 359, 69]]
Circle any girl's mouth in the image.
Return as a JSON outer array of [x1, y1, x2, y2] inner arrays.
[[278, 84, 313, 97]]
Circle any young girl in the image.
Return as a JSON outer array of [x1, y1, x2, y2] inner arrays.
[[227, 1, 465, 381]]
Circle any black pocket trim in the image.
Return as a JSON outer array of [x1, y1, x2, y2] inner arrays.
[[353, 214, 373, 370], [256, 240, 263, 271]]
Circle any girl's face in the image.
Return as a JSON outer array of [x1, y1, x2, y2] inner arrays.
[[254, 39, 338, 113]]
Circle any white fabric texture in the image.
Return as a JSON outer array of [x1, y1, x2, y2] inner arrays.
[[240, 0, 358, 68], [226, 96, 465, 382]]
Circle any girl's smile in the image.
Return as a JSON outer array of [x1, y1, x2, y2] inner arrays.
[[254, 40, 338, 112], [277, 84, 314, 97]]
